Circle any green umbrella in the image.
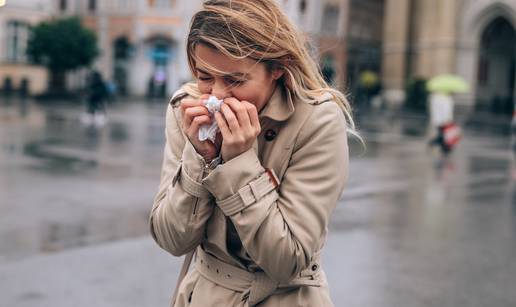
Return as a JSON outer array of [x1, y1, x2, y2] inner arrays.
[[359, 70, 379, 89], [427, 74, 469, 94]]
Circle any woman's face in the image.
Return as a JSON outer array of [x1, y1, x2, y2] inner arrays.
[[194, 44, 282, 112]]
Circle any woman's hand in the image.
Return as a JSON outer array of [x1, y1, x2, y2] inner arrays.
[[214, 97, 261, 162], [180, 94, 221, 162]]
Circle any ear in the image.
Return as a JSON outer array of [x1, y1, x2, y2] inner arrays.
[[272, 69, 284, 81]]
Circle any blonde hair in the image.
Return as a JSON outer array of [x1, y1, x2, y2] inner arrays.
[[183, 0, 358, 136]]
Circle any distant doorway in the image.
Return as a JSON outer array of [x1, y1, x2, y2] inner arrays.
[[476, 17, 516, 115], [113, 37, 132, 96], [145, 37, 176, 99]]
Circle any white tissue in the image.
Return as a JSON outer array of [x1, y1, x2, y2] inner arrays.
[[199, 96, 223, 142]]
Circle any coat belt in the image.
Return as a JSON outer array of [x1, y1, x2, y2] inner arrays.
[[194, 247, 321, 306]]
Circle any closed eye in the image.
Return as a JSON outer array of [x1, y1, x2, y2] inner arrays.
[[198, 76, 213, 81], [225, 78, 245, 86]]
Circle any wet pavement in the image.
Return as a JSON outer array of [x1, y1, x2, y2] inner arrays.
[[1, 97, 515, 307]]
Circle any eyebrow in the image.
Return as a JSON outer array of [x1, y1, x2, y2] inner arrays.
[[196, 68, 249, 79]]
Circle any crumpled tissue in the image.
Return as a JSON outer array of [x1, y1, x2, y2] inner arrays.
[[199, 96, 223, 142]]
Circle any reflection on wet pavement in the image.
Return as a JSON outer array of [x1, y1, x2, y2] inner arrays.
[[326, 110, 516, 305], [24, 139, 97, 173], [1, 98, 516, 304], [0, 99, 165, 262]]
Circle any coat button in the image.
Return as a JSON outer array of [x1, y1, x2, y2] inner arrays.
[[264, 129, 277, 141], [311, 264, 318, 271]]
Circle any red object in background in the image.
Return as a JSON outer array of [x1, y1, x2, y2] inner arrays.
[[442, 122, 462, 147]]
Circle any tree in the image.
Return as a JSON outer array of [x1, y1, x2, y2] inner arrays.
[[27, 17, 99, 94]]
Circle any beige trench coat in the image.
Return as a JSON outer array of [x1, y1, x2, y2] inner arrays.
[[150, 83, 349, 307]]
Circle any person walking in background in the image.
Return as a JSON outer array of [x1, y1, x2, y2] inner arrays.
[[427, 74, 468, 155], [82, 70, 108, 126], [149, 1, 358, 306], [428, 92, 455, 154]]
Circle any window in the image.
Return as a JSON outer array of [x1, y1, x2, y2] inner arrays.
[[299, 0, 307, 14], [59, 0, 67, 11], [6, 21, 29, 63], [88, 0, 96, 12], [321, 54, 335, 84], [148, 0, 174, 8], [156, 0, 173, 8], [321, 4, 339, 34]]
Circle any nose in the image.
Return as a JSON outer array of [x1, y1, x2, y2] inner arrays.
[[211, 80, 230, 100]]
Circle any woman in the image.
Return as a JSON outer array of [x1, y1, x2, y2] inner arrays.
[[150, 1, 358, 306]]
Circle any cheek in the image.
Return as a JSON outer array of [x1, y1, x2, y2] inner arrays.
[[197, 81, 211, 95], [231, 87, 262, 106], [233, 81, 271, 105]]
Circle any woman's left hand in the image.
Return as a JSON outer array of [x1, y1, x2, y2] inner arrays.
[[214, 97, 261, 162]]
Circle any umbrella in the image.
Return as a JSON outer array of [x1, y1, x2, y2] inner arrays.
[[359, 70, 379, 89], [427, 74, 469, 94]]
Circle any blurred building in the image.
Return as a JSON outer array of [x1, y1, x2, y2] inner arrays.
[[0, 0, 52, 95], [4, 0, 513, 113], [55, 0, 201, 98], [2, 0, 350, 98], [383, 0, 516, 115], [278, 0, 349, 90], [76, 0, 351, 97], [346, 0, 384, 101]]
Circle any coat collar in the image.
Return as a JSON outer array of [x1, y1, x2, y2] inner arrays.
[[259, 85, 295, 122]]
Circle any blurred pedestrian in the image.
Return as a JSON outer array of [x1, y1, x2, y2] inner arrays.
[[428, 92, 462, 155], [105, 80, 117, 102], [358, 70, 381, 107], [149, 1, 358, 306], [82, 70, 108, 126], [428, 92, 454, 154], [427, 75, 468, 155]]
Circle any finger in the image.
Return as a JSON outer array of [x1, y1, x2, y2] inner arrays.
[[181, 99, 204, 109], [220, 103, 240, 134], [224, 98, 251, 129], [214, 111, 231, 138], [189, 115, 211, 136], [243, 101, 260, 133], [184, 106, 209, 127], [180, 99, 204, 115]]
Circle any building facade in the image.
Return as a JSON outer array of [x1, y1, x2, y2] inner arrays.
[[75, 0, 351, 97], [1, 0, 351, 98], [55, 0, 201, 98], [0, 0, 53, 95], [382, 0, 516, 114], [279, 0, 350, 91], [346, 0, 384, 101]]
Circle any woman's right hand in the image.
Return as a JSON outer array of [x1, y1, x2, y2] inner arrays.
[[180, 94, 220, 162]]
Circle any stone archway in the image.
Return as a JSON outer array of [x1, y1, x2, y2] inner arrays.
[[476, 17, 515, 115], [456, 1, 516, 110]]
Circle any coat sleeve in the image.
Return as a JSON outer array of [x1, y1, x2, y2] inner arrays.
[[202, 101, 349, 283], [149, 103, 215, 256]]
